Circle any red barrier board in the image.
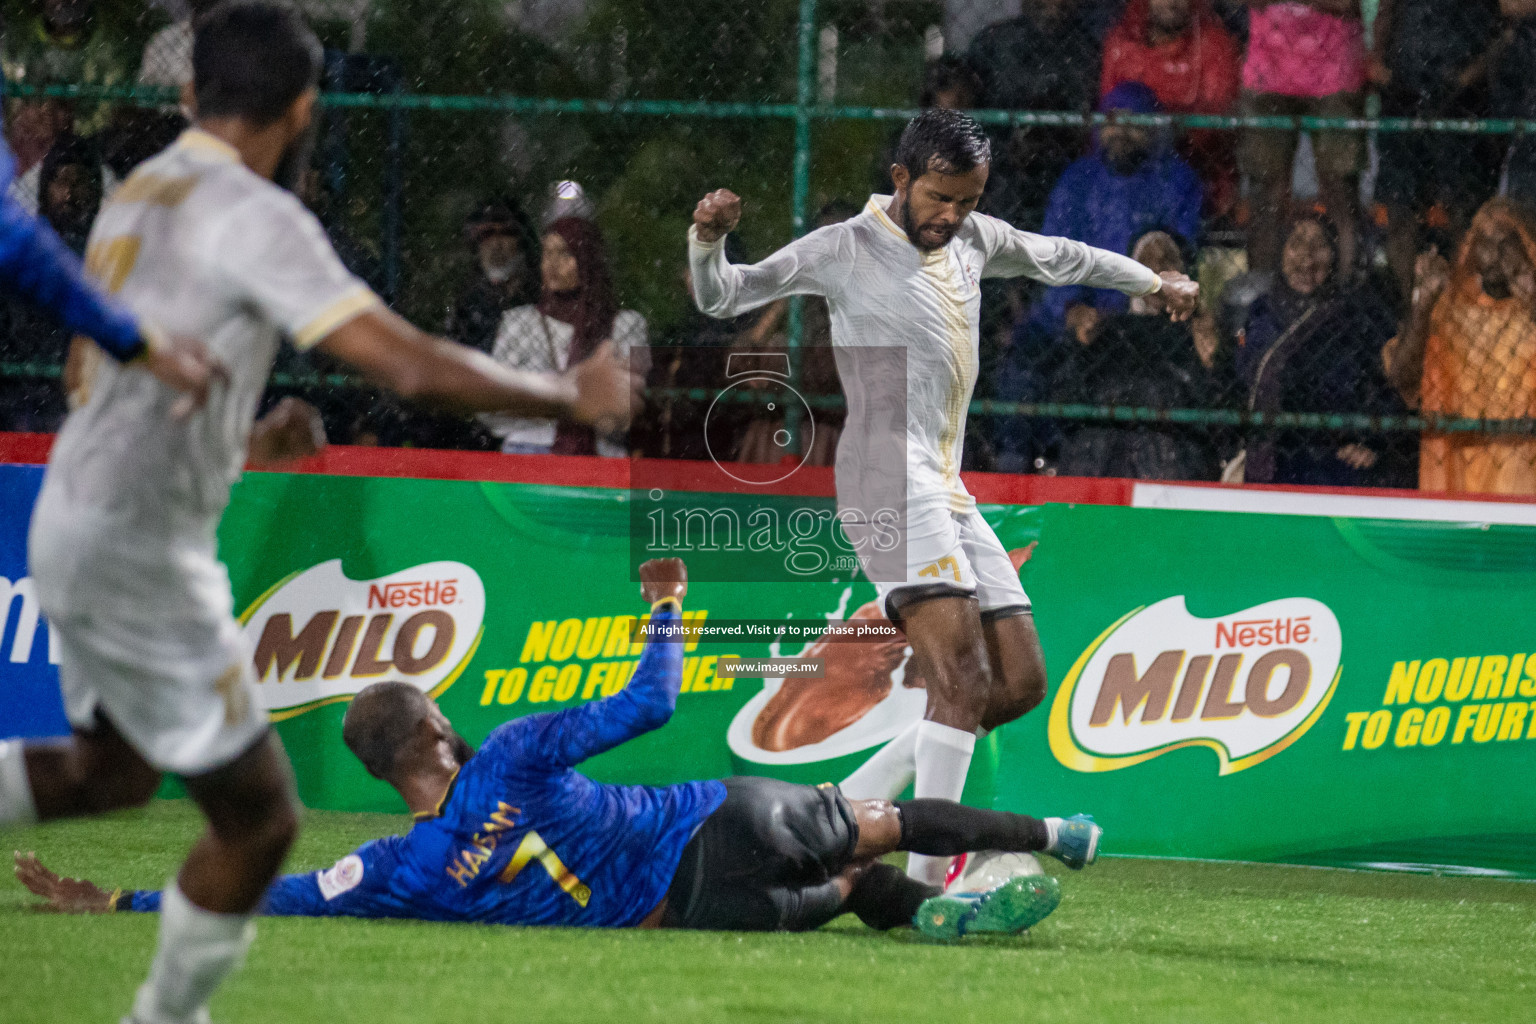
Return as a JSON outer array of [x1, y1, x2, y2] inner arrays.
[[5, 431, 1533, 522]]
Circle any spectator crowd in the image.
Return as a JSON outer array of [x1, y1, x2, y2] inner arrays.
[[5, 0, 1536, 496]]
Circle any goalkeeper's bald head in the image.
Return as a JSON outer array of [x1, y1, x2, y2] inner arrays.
[[344, 682, 475, 783]]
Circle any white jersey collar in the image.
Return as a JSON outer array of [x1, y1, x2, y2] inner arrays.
[[866, 194, 909, 243], [867, 193, 952, 265]]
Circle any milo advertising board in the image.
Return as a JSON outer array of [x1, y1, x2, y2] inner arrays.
[[218, 473, 988, 812], [1010, 503, 1536, 877], [6, 462, 1535, 876]]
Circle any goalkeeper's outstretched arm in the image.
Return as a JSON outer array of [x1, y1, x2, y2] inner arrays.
[[15, 851, 341, 918], [15, 849, 400, 920], [477, 558, 691, 771]]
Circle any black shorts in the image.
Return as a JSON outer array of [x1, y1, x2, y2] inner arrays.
[[662, 776, 860, 932]]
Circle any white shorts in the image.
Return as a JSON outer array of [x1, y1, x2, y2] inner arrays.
[[29, 491, 266, 777], [845, 503, 1031, 620]]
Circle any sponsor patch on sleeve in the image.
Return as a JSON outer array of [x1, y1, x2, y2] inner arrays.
[[316, 854, 365, 900]]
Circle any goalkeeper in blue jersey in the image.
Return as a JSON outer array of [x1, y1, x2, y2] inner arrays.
[[16, 559, 1102, 941]]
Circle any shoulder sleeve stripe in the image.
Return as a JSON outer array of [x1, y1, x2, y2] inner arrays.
[[292, 285, 382, 350]]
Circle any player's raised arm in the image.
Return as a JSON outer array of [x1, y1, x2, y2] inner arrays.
[[688, 189, 850, 318], [316, 308, 640, 430], [980, 220, 1201, 322], [487, 559, 690, 771]]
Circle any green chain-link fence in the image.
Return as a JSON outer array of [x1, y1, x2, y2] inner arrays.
[[5, 0, 1536, 494]]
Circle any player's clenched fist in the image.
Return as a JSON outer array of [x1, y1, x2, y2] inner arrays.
[[693, 189, 742, 244], [1157, 271, 1200, 322], [638, 557, 688, 606]]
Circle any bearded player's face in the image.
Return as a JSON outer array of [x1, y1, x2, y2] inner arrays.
[[893, 162, 989, 251]]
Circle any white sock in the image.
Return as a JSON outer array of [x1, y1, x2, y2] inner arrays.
[[839, 722, 920, 801], [906, 722, 977, 886], [0, 739, 38, 825], [1043, 817, 1063, 853], [131, 881, 255, 1024]]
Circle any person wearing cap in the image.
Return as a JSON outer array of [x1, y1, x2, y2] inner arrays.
[[443, 198, 540, 355]]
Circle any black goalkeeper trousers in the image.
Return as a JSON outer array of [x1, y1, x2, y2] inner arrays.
[[661, 776, 860, 932]]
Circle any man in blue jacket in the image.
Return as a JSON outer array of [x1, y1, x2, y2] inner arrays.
[[992, 81, 1202, 471], [17, 557, 1101, 942], [1031, 80, 1203, 342]]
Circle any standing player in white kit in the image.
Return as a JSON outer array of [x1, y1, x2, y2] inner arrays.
[[0, 4, 638, 1023], [689, 108, 1198, 884]]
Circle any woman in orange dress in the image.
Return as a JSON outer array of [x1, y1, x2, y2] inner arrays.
[[1385, 197, 1536, 495]]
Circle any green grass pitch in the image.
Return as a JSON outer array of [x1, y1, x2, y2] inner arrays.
[[2, 801, 1533, 1024]]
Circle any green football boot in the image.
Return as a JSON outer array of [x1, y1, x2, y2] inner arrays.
[[912, 873, 1062, 942]]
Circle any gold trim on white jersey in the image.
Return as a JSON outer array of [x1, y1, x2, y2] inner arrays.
[[867, 197, 976, 512], [292, 286, 381, 350]]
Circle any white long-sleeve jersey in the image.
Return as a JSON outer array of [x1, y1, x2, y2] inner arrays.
[[689, 194, 1161, 514]]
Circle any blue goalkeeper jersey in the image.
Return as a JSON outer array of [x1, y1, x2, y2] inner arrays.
[[0, 90, 144, 360], [128, 601, 725, 927]]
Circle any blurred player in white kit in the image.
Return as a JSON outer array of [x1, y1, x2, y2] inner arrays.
[[0, 4, 638, 1022], [689, 108, 1198, 883]]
